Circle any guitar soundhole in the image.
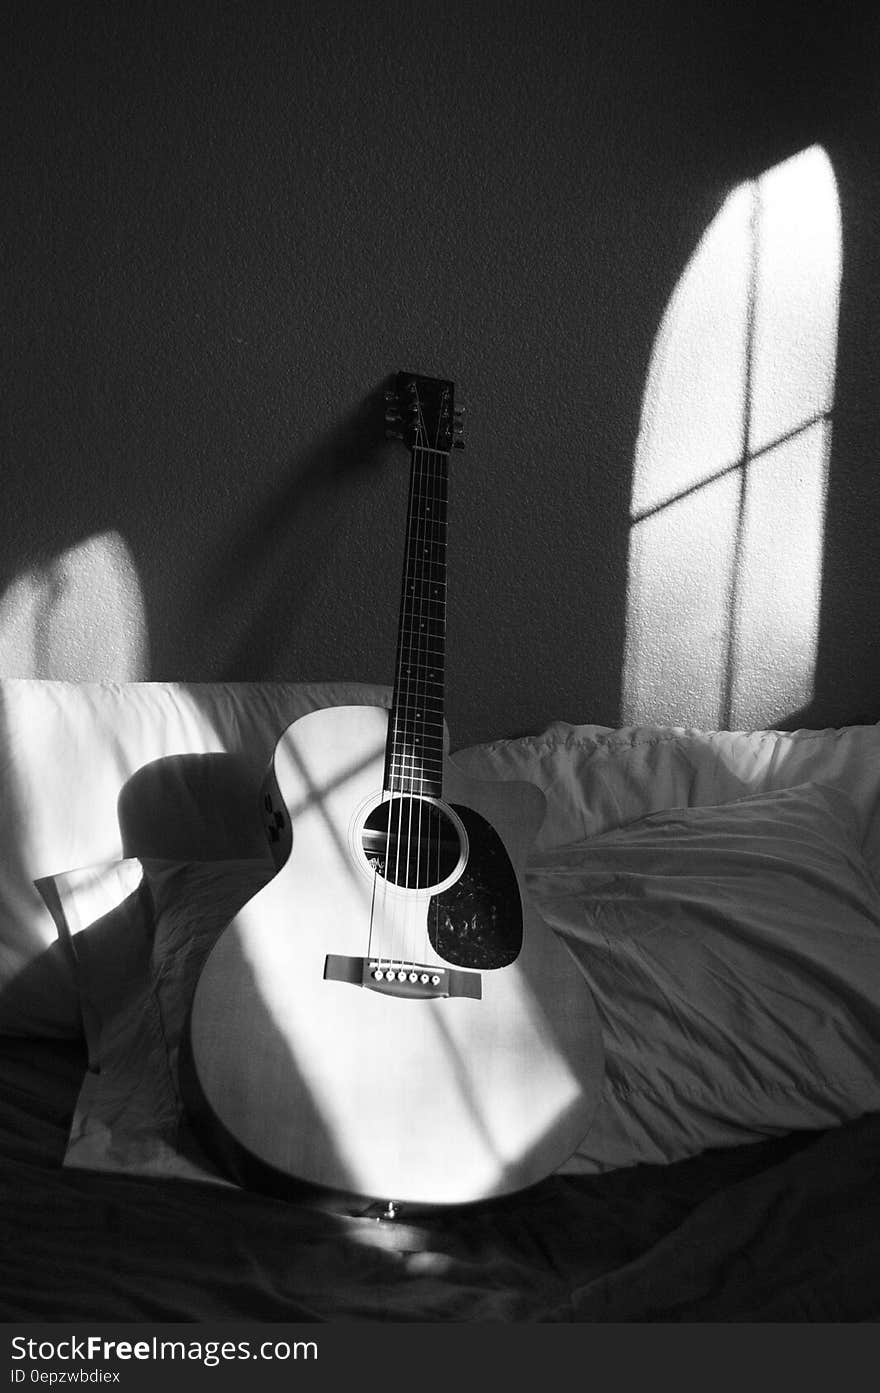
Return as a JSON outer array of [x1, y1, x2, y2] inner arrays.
[[362, 797, 462, 890]]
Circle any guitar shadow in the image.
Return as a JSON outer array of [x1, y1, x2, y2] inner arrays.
[[115, 750, 354, 1196], [117, 751, 273, 862], [193, 379, 396, 680]]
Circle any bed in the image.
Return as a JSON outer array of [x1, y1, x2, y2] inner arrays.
[[1, 675, 879, 1323]]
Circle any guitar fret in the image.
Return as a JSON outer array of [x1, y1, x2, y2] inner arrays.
[[387, 787, 443, 798], [398, 643, 445, 656], [388, 745, 443, 756], [407, 533, 447, 548], [407, 554, 446, 568], [407, 528, 446, 542], [388, 774, 444, 787], [388, 760, 444, 775], [389, 755, 444, 768], [389, 734, 444, 748], [405, 559, 446, 573], [390, 738, 444, 751], [388, 762, 444, 773]]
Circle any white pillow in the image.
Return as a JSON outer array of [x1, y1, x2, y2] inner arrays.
[[56, 858, 274, 1184], [0, 677, 390, 1036], [36, 856, 156, 1067], [452, 718, 880, 868], [532, 782, 880, 1172]]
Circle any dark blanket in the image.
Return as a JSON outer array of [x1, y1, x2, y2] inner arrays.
[[1, 1040, 878, 1321]]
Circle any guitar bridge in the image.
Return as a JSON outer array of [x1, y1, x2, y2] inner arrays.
[[323, 955, 481, 1000]]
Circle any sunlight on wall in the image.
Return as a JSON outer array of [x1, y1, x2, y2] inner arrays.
[[622, 146, 841, 728], [0, 530, 148, 680]]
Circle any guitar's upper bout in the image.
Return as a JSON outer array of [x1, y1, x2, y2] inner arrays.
[[443, 756, 547, 866]]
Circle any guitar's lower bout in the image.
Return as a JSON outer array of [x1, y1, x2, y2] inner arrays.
[[184, 704, 604, 1208]]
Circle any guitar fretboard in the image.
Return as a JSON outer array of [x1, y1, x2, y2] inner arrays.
[[386, 444, 448, 797]]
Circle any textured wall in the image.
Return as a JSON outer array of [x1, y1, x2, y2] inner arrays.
[[3, 1, 880, 744]]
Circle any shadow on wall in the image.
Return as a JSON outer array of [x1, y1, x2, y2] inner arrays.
[[194, 380, 395, 683], [621, 145, 842, 732]]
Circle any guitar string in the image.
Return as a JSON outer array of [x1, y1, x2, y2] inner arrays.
[[413, 408, 440, 968], [413, 419, 436, 969], [401, 432, 423, 971], [376, 389, 415, 975], [424, 405, 449, 968], [394, 396, 425, 971], [419, 431, 431, 969], [388, 405, 417, 971], [423, 398, 442, 958], [409, 418, 434, 967], [432, 419, 446, 949], [372, 386, 450, 980], [412, 406, 443, 971], [414, 414, 448, 971], [403, 417, 440, 973]]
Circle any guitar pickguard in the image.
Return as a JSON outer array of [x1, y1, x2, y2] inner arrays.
[[428, 803, 523, 970]]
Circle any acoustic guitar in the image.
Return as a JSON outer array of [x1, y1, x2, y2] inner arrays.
[[182, 373, 603, 1209]]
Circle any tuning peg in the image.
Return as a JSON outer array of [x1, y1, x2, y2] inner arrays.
[[453, 405, 466, 418], [385, 425, 406, 441], [384, 389, 401, 406]]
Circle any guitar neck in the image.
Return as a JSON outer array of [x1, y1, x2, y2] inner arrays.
[[385, 443, 449, 798]]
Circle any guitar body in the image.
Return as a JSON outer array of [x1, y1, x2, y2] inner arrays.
[[185, 703, 603, 1207]]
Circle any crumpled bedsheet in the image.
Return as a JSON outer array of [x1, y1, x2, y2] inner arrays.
[[2, 1040, 878, 1322]]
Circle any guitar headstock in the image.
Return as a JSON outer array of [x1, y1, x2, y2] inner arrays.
[[385, 372, 465, 452]]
